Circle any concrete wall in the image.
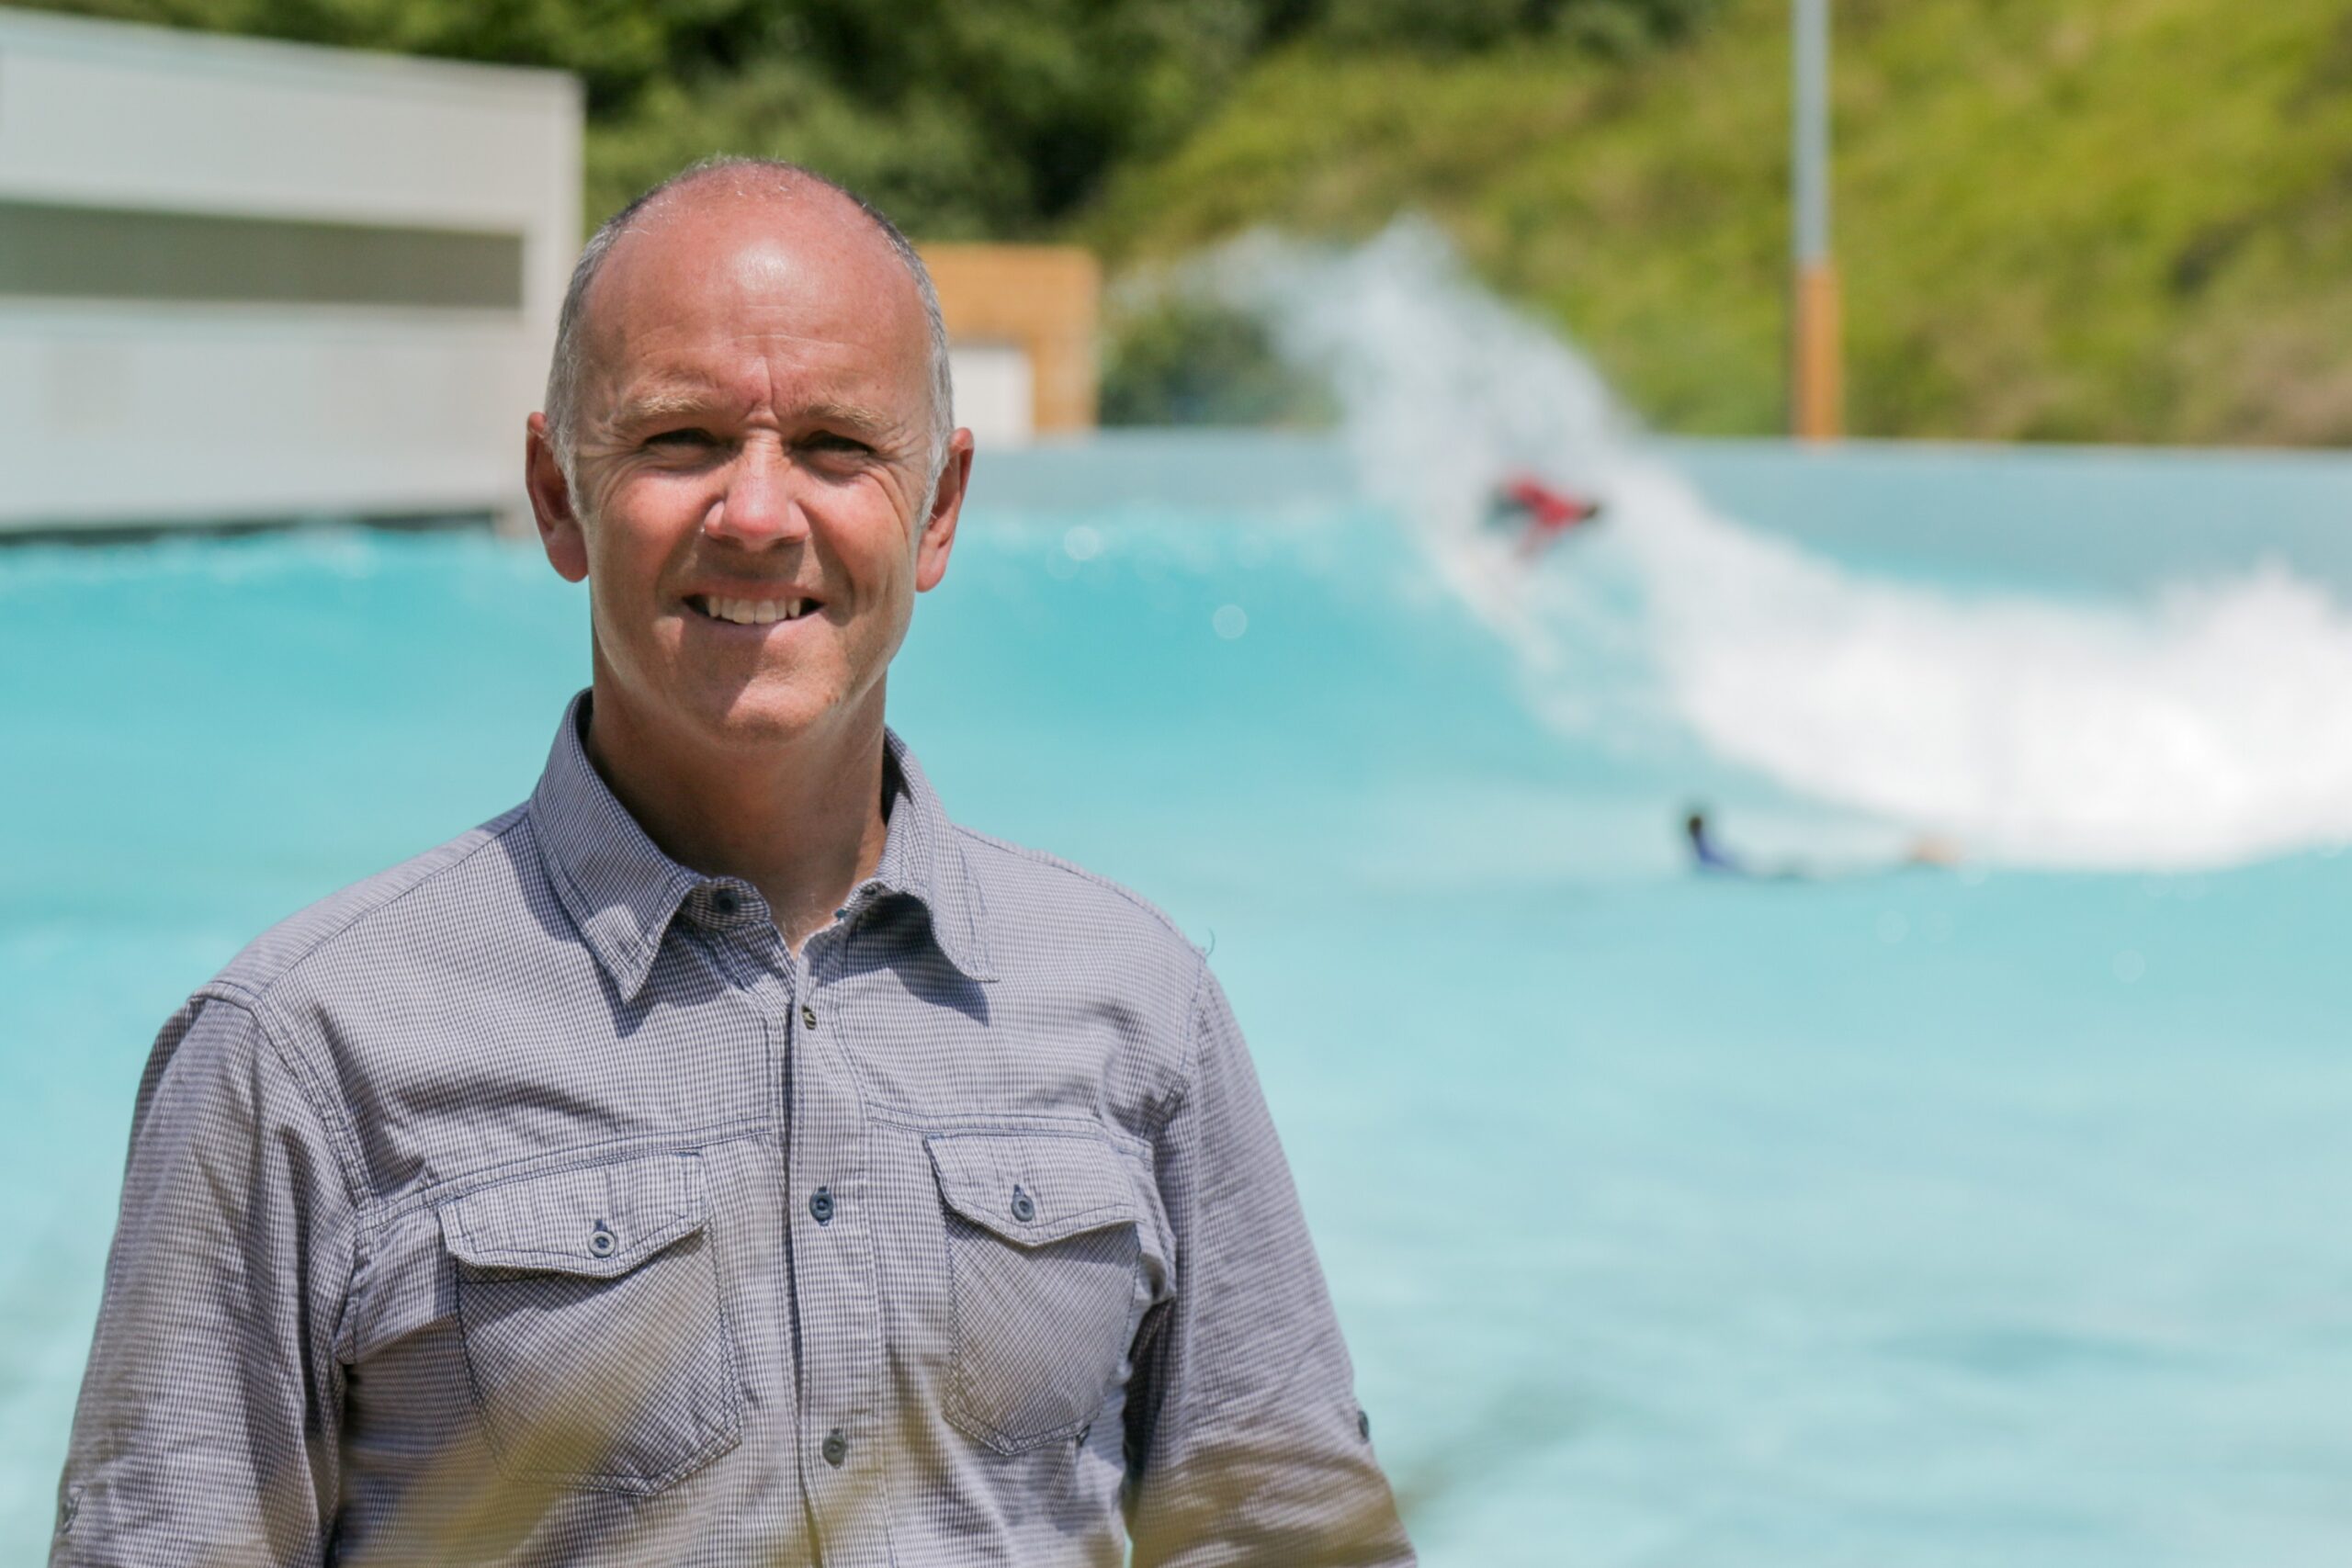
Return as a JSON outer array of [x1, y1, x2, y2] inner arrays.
[[0, 7, 580, 532]]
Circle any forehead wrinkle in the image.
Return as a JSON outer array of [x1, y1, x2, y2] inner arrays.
[[599, 321, 900, 401], [595, 374, 910, 448], [574, 187, 936, 448], [581, 298, 858, 426]]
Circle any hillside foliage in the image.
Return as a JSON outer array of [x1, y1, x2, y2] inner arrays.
[[28, 0, 1714, 234], [1093, 0, 2352, 445], [28, 0, 2352, 444]]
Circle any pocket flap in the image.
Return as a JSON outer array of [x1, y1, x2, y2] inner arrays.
[[926, 1131, 1144, 1248], [440, 1152, 707, 1279]]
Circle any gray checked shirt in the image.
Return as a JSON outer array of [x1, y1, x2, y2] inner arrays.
[[53, 694, 1413, 1568]]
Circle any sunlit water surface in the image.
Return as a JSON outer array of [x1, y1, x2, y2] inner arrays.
[[4, 464, 2350, 1565], [12, 231, 2352, 1562]]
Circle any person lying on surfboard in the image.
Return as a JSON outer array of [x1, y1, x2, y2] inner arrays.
[[1684, 807, 1962, 880]]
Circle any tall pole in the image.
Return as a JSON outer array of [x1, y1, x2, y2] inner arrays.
[[1791, 0, 1841, 440]]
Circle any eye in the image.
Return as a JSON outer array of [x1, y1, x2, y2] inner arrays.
[[644, 428, 718, 450], [802, 432, 873, 456]]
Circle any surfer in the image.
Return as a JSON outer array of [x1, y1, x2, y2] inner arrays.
[[1684, 807, 1962, 880], [1684, 807, 1750, 876], [1489, 471, 1603, 558]]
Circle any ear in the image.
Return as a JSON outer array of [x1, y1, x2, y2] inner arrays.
[[526, 412, 590, 583], [913, 428, 976, 594]]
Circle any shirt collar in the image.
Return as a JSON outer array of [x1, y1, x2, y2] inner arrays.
[[529, 691, 997, 1000], [871, 728, 999, 985]]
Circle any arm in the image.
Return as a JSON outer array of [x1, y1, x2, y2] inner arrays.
[[52, 990, 357, 1567], [1123, 962, 1414, 1567]]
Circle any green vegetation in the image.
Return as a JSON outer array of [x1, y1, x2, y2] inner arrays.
[[29, 0, 1711, 234], [31, 0, 2352, 443], [1097, 290, 1336, 427], [1096, 0, 2352, 444]]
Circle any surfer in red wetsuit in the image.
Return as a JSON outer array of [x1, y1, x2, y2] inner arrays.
[[1489, 471, 1604, 558]]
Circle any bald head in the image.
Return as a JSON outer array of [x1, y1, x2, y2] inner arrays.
[[544, 159, 954, 498]]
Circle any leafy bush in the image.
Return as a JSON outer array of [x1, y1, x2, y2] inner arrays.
[[1306, 0, 1723, 55], [1099, 292, 1336, 427], [28, 0, 1726, 234]]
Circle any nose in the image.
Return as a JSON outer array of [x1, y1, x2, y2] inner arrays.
[[701, 438, 811, 548]]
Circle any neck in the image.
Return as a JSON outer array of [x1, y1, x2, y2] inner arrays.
[[582, 676, 892, 955]]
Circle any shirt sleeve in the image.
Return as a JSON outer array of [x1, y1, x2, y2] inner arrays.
[[51, 989, 357, 1568], [1123, 961, 1415, 1567]]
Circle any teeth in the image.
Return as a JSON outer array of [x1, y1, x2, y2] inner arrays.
[[702, 596, 812, 625]]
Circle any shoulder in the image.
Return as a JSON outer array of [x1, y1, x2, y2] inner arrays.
[[953, 824, 1200, 954], [947, 826, 1216, 1126], [951, 824, 1208, 996], [207, 805, 537, 1010]]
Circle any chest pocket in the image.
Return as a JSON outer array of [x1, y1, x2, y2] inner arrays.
[[437, 1151, 741, 1494], [927, 1130, 1161, 1454]]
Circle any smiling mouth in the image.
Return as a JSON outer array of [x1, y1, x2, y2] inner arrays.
[[685, 594, 820, 626]]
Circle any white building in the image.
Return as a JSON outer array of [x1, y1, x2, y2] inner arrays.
[[0, 6, 581, 535]]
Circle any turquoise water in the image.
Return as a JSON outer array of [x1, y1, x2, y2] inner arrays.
[[6, 441, 2352, 1565]]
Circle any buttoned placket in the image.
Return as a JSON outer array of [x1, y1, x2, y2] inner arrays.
[[685, 880, 890, 1567], [779, 894, 893, 1568]]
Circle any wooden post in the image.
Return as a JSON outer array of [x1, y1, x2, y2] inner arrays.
[[1791, 0, 1841, 441], [1792, 256, 1841, 441]]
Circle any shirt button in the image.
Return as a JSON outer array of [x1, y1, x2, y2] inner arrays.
[[711, 888, 741, 917], [589, 1224, 617, 1258], [1357, 1408, 1372, 1441], [821, 1428, 849, 1468], [801, 1004, 819, 1029], [1011, 1185, 1036, 1223], [809, 1186, 834, 1224]]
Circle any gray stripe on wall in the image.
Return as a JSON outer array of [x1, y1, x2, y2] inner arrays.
[[0, 199, 525, 309]]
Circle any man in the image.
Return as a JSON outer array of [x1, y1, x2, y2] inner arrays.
[[52, 158, 1413, 1567]]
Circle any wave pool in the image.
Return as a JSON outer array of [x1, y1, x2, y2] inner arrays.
[[7, 253, 2352, 1564]]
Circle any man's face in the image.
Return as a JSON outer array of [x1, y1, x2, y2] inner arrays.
[[526, 186, 972, 753]]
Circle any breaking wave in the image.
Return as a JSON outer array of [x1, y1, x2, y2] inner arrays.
[[1215, 220, 2352, 870]]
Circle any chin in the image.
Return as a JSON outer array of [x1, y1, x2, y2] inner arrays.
[[691, 674, 859, 749]]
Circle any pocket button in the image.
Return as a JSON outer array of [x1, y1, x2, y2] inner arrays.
[[589, 1224, 617, 1258], [1011, 1185, 1036, 1223]]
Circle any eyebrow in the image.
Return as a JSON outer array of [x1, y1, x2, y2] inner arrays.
[[606, 385, 725, 429], [797, 400, 899, 435]]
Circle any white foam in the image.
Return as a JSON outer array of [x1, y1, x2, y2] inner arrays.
[[1216, 220, 2352, 870]]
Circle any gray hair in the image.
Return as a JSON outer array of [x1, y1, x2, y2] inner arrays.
[[543, 156, 955, 499]]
